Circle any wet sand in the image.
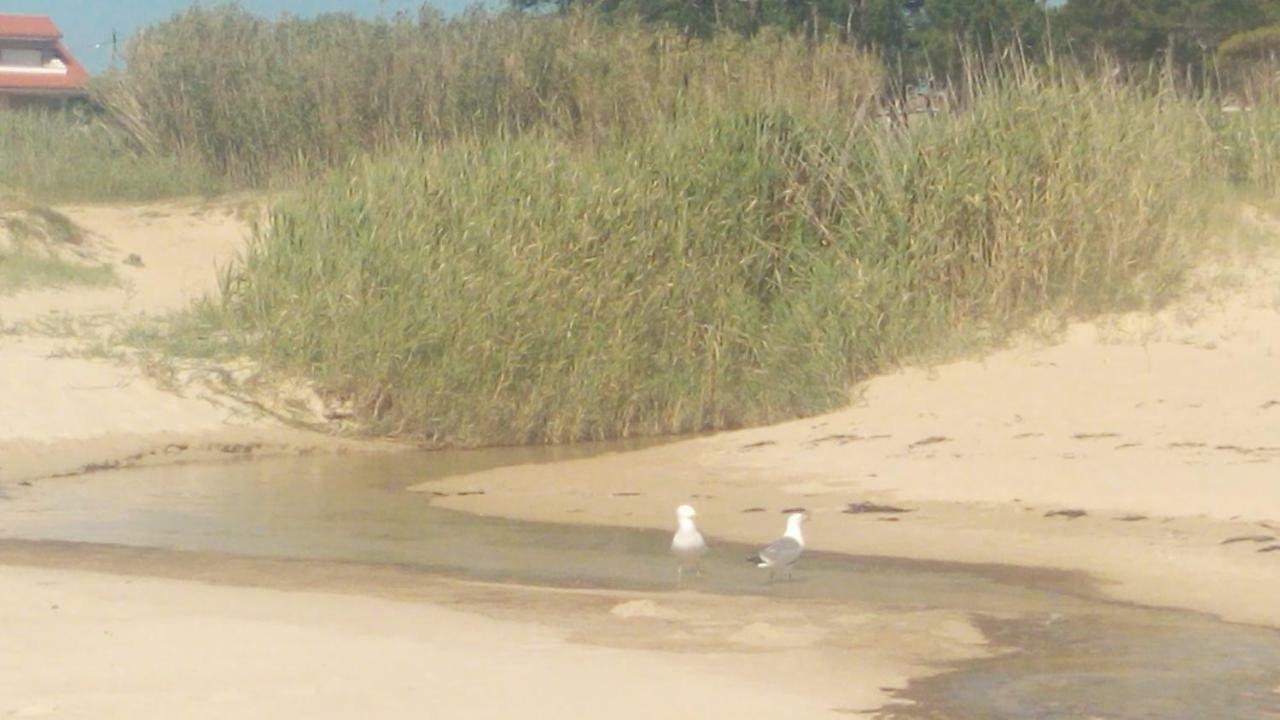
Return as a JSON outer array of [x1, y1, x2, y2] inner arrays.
[[0, 539, 1003, 718], [0, 565, 849, 719]]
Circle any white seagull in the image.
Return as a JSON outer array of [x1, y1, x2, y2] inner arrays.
[[670, 504, 708, 583], [749, 510, 808, 582]]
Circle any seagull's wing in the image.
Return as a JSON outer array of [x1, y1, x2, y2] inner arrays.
[[756, 536, 802, 567]]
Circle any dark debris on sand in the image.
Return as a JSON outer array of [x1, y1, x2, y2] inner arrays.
[[1221, 535, 1275, 545], [843, 501, 914, 515]]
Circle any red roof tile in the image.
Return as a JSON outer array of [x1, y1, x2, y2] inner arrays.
[[0, 14, 62, 39], [0, 15, 89, 94]]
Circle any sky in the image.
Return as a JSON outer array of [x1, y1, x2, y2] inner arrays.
[[6, 1, 475, 73]]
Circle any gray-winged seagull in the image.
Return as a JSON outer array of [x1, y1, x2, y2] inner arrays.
[[749, 510, 807, 582]]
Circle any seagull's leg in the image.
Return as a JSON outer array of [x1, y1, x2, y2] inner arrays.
[[677, 564, 684, 585]]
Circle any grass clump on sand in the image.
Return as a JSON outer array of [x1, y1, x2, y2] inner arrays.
[[1214, 101, 1280, 191], [0, 253, 117, 296], [177, 59, 1250, 445], [0, 200, 116, 294], [0, 111, 219, 204]]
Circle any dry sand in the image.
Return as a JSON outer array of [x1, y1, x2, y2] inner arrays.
[[3, 200, 1279, 719], [0, 201, 378, 483]]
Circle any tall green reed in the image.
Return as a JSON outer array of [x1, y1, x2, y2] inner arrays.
[[0, 110, 218, 203], [111, 5, 880, 184], [188, 57, 1244, 445]]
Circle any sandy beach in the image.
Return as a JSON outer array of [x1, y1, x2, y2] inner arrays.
[[0, 560, 872, 720], [2, 199, 1279, 717]]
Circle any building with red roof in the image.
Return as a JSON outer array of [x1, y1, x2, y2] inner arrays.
[[0, 14, 89, 108]]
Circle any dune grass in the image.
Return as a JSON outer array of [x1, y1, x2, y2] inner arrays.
[[12, 6, 1273, 445], [5, 9, 879, 202], [0, 200, 116, 295], [0, 253, 117, 296], [162, 57, 1262, 445], [1215, 101, 1280, 190], [110, 7, 880, 184], [0, 111, 219, 204]]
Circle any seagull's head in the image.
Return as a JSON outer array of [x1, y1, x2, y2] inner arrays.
[[786, 510, 809, 529], [676, 504, 697, 520]]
